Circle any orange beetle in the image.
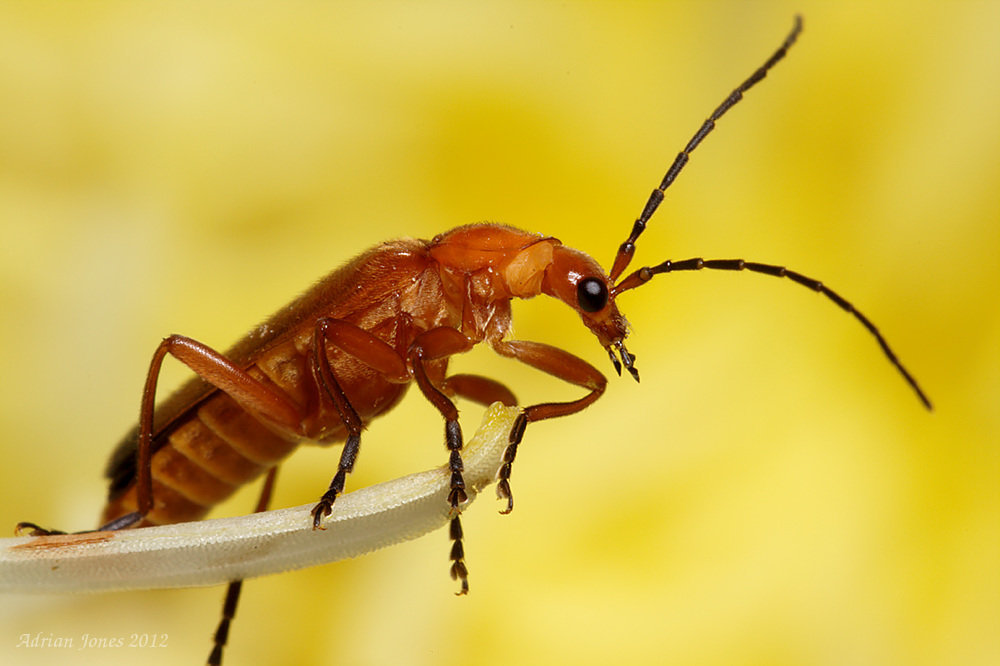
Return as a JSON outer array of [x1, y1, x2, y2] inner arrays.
[[17, 16, 930, 665]]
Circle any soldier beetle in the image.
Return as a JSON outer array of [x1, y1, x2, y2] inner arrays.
[[15, 15, 930, 665]]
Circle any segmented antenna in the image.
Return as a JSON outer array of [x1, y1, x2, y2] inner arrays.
[[604, 15, 930, 409], [608, 15, 803, 282], [613, 258, 933, 409]]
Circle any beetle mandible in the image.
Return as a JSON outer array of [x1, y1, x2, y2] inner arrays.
[[17, 15, 931, 665]]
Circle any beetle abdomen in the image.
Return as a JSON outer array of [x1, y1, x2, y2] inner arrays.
[[101, 390, 303, 526]]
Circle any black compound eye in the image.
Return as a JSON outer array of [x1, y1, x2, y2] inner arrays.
[[576, 277, 608, 313]]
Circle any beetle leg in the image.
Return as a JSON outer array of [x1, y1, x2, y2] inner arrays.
[[441, 373, 518, 408], [17, 335, 304, 534], [13, 522, 66, 537], [437, 372, 517, 590], [408, 327, 476, 594], [310, 320, 370, 528], [308, 317, 410, 529], [129, 336, 304, 524], [207, 466, 278, 666], [408, 328, 476, 508], [491, 340, 607, 514]]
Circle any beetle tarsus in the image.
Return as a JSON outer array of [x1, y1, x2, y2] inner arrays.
[[208, 469, 277, 666], [496, 411, 528, 514], [448, 487, 468, 509], [14, 521, 65, 537], [207, 580, 241, 666], [448, 516, 470, 595], [310, 498, 334, 530], [311, 431, 360, 530], [496, 479, 514, 515], [16, 508, 146, 538]]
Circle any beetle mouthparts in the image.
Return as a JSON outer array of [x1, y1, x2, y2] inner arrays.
[[608, 342, 639, 383]]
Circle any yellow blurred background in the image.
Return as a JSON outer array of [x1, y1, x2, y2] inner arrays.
[[0, 2, 996, 665]]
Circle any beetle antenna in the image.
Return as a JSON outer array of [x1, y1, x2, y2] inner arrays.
[[608, 15, 803, 282], [612, 257, 932, 409]]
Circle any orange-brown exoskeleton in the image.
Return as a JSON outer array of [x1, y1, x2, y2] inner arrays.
[[17, 15, 930, 665]]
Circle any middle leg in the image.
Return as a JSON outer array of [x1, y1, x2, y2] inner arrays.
[[308, 317, 410, 529], [407, 327, 478, 593]]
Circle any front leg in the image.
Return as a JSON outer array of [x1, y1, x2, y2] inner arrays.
[[407, 327, 476, 593], [491, 340, 607, 514]]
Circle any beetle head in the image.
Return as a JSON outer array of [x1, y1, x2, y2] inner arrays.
[[541, 245, 638, 381]]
